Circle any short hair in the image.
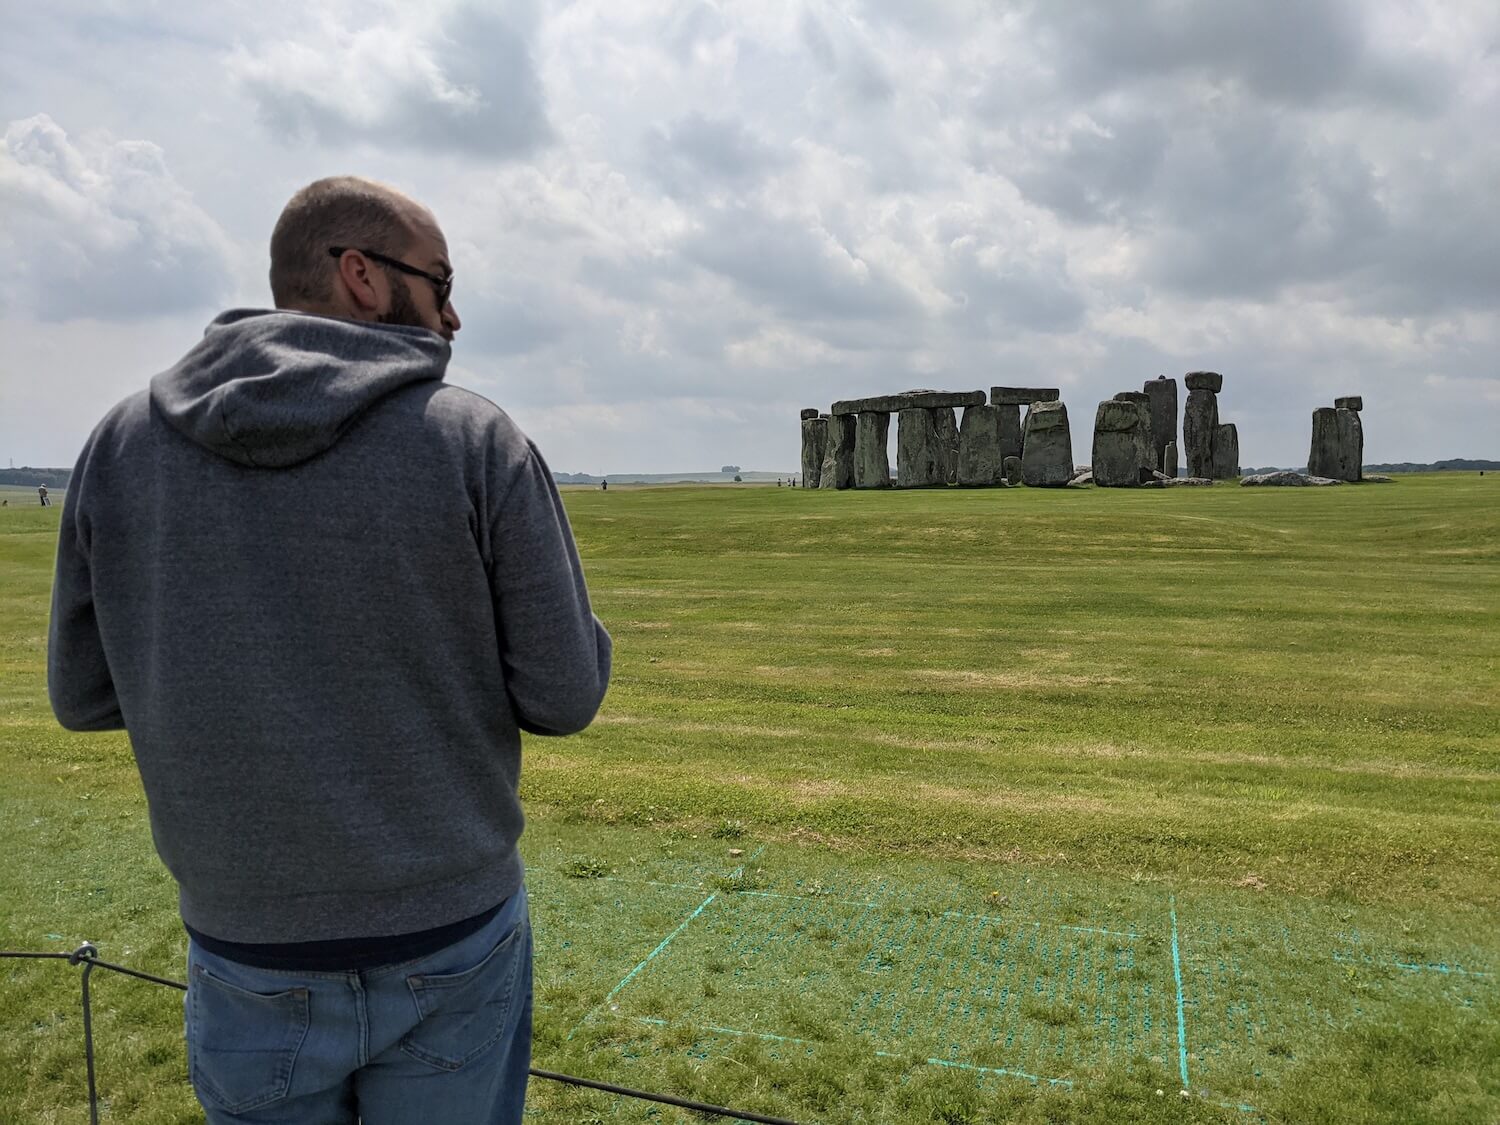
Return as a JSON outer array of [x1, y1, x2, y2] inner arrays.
[[269, 177, 417, 308]]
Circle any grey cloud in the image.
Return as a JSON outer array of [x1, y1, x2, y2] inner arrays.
[[1139, 110, 1388, 299], [643, 114, 787, 198], [800, 8, 837, 71], [943, 242, 1087, 335], [1007, 110, 1172, 225], [1345, 156, 1500, 316], [1027, 0, 1451, 113], [451, 293, 563, 358], [799, 7, 895, 104], [234, 4, 551, 158], [663, 0, 731, 63], [678, 205, 919, 323], [0, 115, 234, 321]]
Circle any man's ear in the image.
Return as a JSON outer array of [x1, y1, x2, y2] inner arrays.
[[335, 250, 383, 316]]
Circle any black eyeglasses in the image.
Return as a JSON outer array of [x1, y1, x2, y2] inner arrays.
[[328, 246, 454, 308]]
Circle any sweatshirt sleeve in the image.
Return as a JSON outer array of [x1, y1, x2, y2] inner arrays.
[[48, 446, 125, 732], [490, 441, 612, 736]]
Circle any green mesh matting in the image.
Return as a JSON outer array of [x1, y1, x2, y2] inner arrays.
[[524, 828, 1494, 1114]]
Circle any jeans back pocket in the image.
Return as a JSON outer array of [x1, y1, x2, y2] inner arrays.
[[400, 918, 529, 1072], [188, 965, 311, 1113]]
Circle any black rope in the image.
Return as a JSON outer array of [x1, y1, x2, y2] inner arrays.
[[530, 1068, 802, 1124], [1, 945, 804, 1124]]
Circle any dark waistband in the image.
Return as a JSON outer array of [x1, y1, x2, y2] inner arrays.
[[185, 898, 505, 971]]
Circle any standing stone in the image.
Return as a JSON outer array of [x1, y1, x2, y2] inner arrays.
[[1184, 389, 1219, 479], [1164, 440, 1180, 478], [1003, 455, 1022, 485], [1021, 401, 1073, 487], [931, 407, 960, 485], [1336, 408, 1363, 482], [994, 404, 1024, 463], [1112, 391, 1155, 474], [854, 412, 892, 488], [819, 414, 856, 490], [896, 409, 947, 488], [800, 416, 828, 489], [1308, 407, 1341, 478], [957, 405, 1006, 486], [1093, 400, 1145, 487], [1211, 423, 1239, 480], [1143, 376, 1178, 472]]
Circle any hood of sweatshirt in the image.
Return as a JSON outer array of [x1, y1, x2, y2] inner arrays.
[[149, 309, 451, 468]]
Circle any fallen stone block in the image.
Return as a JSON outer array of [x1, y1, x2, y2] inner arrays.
[[1241, 471, 1343, 486]]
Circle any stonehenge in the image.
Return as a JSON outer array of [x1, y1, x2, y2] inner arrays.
[[1021, 402, 1074, 487], [1091, 399, 1147, 487], [1179, 372, 1241, 480], [819, 414, 856, 490], [799, 412, 828, 489], [1183, 374, 1220, 478], [1143, 376, 1178, 473], [796, 376, 1367, 494], [1212, 423, 1239, 480], [832, 390, 987, 490], [932, 407, 960, 485], [854, 411, 892, 488], [1112, 391, 1155, 477], [956, 405, 1008, 486], [1308, 397, 1363, 482], [896, 408, 950, 488], [1092, 388, 1163, 487]]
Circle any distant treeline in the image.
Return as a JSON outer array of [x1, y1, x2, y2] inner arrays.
[[1240, 459, 1499, 475], [1362, 458, 1499, 473], [0, 467, 72, 489], [553, 471, 784, 484]]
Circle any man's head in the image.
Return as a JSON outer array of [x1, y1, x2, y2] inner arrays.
[[269, 176, 461, 341]]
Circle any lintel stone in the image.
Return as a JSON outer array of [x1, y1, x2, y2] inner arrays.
[[799, 407, 820, 420], [1184, 371, 1223, 392], [1335, 396, 1363, 412], [831, 390, 985, 415], [990, 386, 1060, 406]]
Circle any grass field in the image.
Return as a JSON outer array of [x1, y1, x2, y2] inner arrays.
[[2, 475, 1497, 1123]]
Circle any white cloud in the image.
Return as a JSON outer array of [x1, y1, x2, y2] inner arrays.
[[0, 114, 235, 321], [229, 1, 550, 157]]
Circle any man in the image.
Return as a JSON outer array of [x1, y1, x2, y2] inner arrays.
[[48, 176, 611, 1123], [38, 483, 49, 506]]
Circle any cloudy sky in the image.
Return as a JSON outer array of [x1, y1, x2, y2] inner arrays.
[[2, 0, 1497, 474]]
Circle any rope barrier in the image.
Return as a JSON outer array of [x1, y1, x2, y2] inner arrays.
[[1, 945, 803, 1125]]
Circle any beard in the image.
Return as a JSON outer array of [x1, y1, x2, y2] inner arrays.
[[376, 274, 428, 332]]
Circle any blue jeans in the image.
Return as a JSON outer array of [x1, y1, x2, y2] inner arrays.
[[184, 885, 532, 1124]]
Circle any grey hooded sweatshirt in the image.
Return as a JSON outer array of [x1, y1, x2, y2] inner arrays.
[[48, 309, 611, 943]]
